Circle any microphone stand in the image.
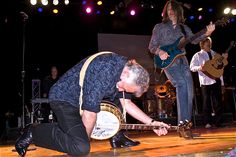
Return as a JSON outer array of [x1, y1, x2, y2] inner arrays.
[[20, 11, 28, 129], [13, 11, 37, 153]]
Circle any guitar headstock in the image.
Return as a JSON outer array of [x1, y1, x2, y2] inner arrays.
[[226, 40, 236, 53], [215, 17, 230, 27], [230, 41, 236, 48], [178, 120, 193, 131]]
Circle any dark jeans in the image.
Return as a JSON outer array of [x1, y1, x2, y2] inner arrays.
[[201, 80, 223, 126], [32, 101, 90, 156]]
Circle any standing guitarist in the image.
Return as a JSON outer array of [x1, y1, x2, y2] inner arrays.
[[148, 0, 215, 138], [190, 37, 228, 128]]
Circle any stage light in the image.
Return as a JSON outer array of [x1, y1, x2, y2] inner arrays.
[[208, 8, 213, 13], [110, 10, 115, 15], [64, 0, 69, 5], [41, 0, 48, 5], [97, 1, 102, 6], [198, 15, 203, 20], [198, 8, 203, 11], [189, 15, 195, 20], [150, 4, 154, 9], [130, 9, 136, 16], [53, 0, 59, 5], [232, 9, 236, 15], [30, 0, 37, 5], [140, 1, 156, 9], [85, 7, 92, 14], [140, 2, 145, 8], [96, 10, 101, 14], [230, 18, 235, 22], [82, 0, 87, 5], [37, 7, 43, 12], [224, 7, 231, 14], [53, 9, 59, 14]]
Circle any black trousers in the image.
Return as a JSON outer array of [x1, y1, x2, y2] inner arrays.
[[32, 101, 90, 156], [201, 80, 223, 126]]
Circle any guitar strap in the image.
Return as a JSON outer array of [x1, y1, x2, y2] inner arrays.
[[154, 68, 165, 83], [207, 51, 212, 60], [179, 24, 187, 37], [79, 51, 113, 115]]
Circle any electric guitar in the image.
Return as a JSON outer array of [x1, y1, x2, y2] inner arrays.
[[154, 17, 229, 69], [202, 40, 236, 79]]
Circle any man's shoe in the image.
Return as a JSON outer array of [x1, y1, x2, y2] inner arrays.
[[179, 129, 193, 139], [178, 120, 195, 139], [183, 130, 193, 139], [109, 130, 140, 148], [178, 129, 201, 139], [15, 124, 33, 157]]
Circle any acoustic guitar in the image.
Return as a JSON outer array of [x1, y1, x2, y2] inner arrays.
[[202, 40, 236, 79], [154, 17, 229, 69], [91, 101, 192, 140]]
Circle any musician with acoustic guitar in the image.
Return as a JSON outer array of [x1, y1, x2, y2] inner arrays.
[[15, 52, 170, 157], [148, 0, 215, 138], [190, 37, 228, 129]]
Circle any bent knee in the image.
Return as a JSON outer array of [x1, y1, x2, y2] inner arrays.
[[80, 143, 90, 155], [69, 142, 90, 156]]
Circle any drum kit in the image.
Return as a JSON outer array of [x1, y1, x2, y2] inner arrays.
[[144, 80, 177, 119]]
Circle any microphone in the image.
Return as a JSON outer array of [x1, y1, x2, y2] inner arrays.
[[20, 11, 29, 21]]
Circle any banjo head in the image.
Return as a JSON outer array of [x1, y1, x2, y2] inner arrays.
[[91, 101, 123, 140]]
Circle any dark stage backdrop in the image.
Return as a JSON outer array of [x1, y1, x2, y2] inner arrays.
[[97, 33, 162, 85]]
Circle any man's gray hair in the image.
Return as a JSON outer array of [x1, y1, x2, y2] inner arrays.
[[125, 61, 150, 94]]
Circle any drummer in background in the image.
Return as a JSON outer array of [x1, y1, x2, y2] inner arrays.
[[154, 79, 177, 118], [15, 52, 170, 157]]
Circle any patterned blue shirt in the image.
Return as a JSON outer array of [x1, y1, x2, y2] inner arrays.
[[148, 21, 206, 55], [49, 53, 128, 113]]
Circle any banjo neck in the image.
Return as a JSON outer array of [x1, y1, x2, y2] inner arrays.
[[120, 124, 179, 131], [91, 101, 193, 140]]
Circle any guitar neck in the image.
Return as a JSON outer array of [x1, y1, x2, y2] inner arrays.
[[189, 28, 207, 43], [120, 124, 178, 131], [225, 42, 235, 53], [179, 28, 206, 49], [179, 18, 229, 49]]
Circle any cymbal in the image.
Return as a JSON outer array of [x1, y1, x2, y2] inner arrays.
[[155, 85, 167, 93]]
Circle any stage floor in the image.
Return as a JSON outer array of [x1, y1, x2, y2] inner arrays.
[[1, 125, 236, 157]]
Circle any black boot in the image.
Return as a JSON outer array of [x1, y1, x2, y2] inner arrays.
[[109, 130, 140, 148], [178, 120, 193, 139], [178, 129, 193, 139], [15, 124, 33, 157]]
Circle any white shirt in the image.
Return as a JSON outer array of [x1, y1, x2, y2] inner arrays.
[[190, 49, 224, 86]]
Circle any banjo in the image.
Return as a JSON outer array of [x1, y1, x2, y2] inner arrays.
[[91, 101, 192, 140]]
